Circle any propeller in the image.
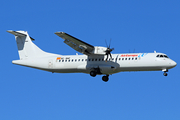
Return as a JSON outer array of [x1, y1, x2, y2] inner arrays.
[[105, 39, 114, 61]]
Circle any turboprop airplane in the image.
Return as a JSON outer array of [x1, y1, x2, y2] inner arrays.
[[7, 30, 177, 82]]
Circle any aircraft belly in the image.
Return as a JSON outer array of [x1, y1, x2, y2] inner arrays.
[[53, 62, 88, 73]]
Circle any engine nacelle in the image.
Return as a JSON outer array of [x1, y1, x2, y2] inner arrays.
[[91, 46, 107, 55]]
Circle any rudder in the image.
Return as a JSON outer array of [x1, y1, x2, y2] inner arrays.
[[7, 30, 47, 60]]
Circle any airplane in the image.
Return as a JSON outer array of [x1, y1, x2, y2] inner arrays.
[[7, 30, 177, 82]]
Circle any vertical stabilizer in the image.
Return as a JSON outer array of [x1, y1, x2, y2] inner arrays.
[[7, 30, 48, 60]]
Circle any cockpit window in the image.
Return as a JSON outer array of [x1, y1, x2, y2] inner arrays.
[[164, 55, 169, 58], [156, 54, 169, 58]]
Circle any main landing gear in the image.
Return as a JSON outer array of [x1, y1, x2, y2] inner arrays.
[[90, 69, 109, 82], [102, 75, 109, 82]]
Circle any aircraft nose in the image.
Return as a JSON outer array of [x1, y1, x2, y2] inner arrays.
[[171, 60, 177, 67]]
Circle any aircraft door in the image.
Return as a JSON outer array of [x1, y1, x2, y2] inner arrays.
[[48, 59, 53, 68]]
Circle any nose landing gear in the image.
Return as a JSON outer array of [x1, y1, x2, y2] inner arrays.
[[162, 69, 168, 76], [163, 72, 168, 76]]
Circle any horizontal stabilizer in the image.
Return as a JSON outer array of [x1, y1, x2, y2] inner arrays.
[[7, 30, 35, 40]]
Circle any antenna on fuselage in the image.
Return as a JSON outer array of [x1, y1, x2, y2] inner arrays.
[[129, 49, 136, 53]]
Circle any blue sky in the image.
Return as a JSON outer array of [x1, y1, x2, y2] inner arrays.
[[1, 0, 180, 119]]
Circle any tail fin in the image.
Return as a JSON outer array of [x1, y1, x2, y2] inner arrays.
[[7, 30, 48, 60]]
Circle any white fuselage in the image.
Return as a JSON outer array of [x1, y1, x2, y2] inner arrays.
[[12, 52, 177, 75]]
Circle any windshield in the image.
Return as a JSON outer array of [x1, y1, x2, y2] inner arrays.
[[156, 54, 169, 58]]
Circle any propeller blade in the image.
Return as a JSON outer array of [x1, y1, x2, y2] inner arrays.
[[109, 39, 111, 48], [110, 53, 112, 59], [106, 54, 109, 61], [105, 40, 108, 48]]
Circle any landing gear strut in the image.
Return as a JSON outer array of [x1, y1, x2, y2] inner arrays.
[[90, 68, 101, 77], [102, 75, 109, 82], [162, 69, 168, 76]]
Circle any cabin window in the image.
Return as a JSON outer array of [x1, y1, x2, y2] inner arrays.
[[129, 58, 131, 60], [122, 58, 124, 60], [62, 60, 64, 62], [68, 60, 70, 62], [132, 58, 134, 60], [72, 59, 74, 62], [82, 59, 84, 61], [125, 58, 127, 60], [95, 59, 97, 61], [65, 60, 67, 62], [135, 58, 137, 60], [119, 58, 121, 60], [75, 59, 77, 62]]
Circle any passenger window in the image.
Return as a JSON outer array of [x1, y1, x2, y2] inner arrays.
[[135, 58, 137, 60], [89, 59, 91, 61], [125, 58, 127, 60], [68, 60, 70, 62], [82, 59, 84, 61], [119, 58, 121, 60], [72, 59, 73, 62], [75, 59, 77, 62], [92, 59, 94, 61], [132, 58, 134, 60], [122, 58, 124, 60], [129, 58, 131, 60], [65, 60, 67, 62], [78, 59, 80, 61], [62, 60, 64, 62], [95, 59, 97, 61]]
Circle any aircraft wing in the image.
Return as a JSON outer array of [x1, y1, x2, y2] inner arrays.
[[55, 32, 94, 55]]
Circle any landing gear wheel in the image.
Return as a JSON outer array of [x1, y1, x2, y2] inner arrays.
[[90, 71, 97, 77], [163, 72, 168, 76], [102, 75, 109, 82]]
